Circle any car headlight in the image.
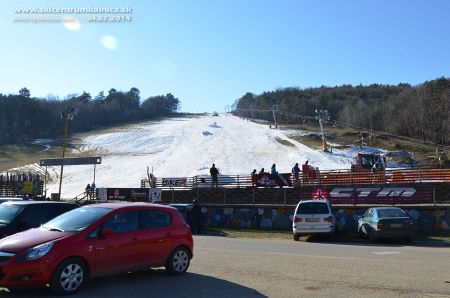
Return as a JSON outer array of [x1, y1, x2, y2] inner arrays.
[[20, 243, 54, 262]]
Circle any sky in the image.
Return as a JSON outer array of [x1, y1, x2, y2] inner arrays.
[[1, 0, 449, 112]]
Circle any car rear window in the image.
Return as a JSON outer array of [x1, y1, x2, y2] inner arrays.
[[297, 202, 329, 215], [0, 204, 24, 224], [377, 209, 407, 218]]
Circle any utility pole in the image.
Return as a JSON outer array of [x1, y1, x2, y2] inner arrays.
[[58, 107, 75, 200]]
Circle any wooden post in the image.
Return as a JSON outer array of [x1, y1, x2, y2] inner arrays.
[[252, 188, 255, 206]]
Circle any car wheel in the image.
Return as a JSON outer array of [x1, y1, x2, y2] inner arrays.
[[50, 258, 87, 295], [166, 246, 190, 275], [293, 234, 300, 241]]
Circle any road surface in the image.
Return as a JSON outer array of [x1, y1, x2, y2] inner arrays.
[[1, 235, 449, 297]]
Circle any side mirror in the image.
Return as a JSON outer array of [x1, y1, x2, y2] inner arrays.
[[100, 228, 115, 238]]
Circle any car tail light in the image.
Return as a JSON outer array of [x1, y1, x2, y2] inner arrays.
[[323, 216, 333, 223], [407, 220, 415, 226], [293, 217, 302, 223], [377, 221, 384, 230]]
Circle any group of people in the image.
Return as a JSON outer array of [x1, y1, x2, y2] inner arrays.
[[250, 161, 308, 187], [210, 161, 311, 188], [84, 182, 96, 198]]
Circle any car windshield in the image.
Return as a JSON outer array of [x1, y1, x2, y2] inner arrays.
[[297, 202, 329, 214], [377, 209, 407, 218], [0, 204, 25, 224], [43, 207, 112, 232]]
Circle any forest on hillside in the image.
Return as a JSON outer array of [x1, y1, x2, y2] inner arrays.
[[233, 77, 450, 146], [0, 88, 180, 145]]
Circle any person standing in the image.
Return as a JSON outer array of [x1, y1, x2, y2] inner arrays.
[[90, 182, 96, 199], [271, 164, 277, 174], [191, 199, 203, 234], [292, 163, 301, 187], [85, 183, 91, 198], [302, 160, 309, 184], [270, 164, 278, 176], [210, 163, 219, 188], [251, 169, 257, 187]]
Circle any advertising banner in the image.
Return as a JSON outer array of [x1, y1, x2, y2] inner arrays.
[[299, 185, 433, 204], [97, 188, 162, 202], [161, 178, 188, 187]]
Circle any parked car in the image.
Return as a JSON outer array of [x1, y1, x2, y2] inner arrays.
[[169, 203, 193, 222], [0, 197, 24, 204], [292, 199, 336, 241], [357, 207, 416, 242], [0, 203, 193, 295], [0, 201, 78, 238]]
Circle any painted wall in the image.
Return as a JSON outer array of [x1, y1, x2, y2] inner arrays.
[[199, 206, 450, 232]]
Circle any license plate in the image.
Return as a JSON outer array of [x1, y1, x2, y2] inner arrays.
[[390, 223, 403, 228], [306, 218, 320, 222]]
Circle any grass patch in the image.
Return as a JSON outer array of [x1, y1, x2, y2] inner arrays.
[[206, 228, 293, 240], [0, 143, 63, 172], [275, 137, 296, 147]]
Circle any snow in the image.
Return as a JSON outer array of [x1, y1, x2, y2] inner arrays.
[[11, 114, 392, 198]]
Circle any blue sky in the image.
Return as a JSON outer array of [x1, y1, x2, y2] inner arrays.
[[1, 0, 449, 112]]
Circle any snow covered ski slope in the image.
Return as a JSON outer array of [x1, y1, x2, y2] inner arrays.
[[43, 114, 356, 197]]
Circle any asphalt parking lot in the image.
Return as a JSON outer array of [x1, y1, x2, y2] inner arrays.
[[1, 234, 450, 298]]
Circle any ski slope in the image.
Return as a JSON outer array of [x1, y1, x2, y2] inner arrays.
[[36, 114, 359, 198]]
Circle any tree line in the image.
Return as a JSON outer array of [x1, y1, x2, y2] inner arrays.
[[233, 77, 450, 146], [0, 88, 180, 145]]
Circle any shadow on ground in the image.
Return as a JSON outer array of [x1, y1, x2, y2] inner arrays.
[[302, 231, 450, 248], [0, 271, 266, 298]]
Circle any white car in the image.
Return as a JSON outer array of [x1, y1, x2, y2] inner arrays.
[[292, 199, 336, 241]]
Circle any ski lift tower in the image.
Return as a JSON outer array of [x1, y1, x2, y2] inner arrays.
[[272, 104, 278, 129], [315, 109, 329, 152]]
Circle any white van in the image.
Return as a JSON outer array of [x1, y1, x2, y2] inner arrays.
[[292, 199, 336, 241]]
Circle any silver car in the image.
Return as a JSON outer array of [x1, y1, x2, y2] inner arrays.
[[357, 207, 416, 242], [292, 200, 336, 241]]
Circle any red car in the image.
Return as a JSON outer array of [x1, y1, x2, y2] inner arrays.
[[0, 203, 193, 295]]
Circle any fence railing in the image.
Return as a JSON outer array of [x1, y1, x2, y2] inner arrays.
[[142, 168, 450, 191]]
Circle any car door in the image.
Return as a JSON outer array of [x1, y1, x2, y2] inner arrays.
[[92, 210, 143, 275], [139, 209, 174, 266]]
